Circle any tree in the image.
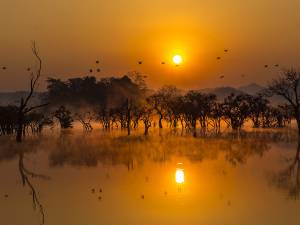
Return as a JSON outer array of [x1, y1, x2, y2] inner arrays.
[[248, 94, 269, 128], [16, 42, 48, 142], [54, 106, 73, 129], [223, 93, 251, 130], [267, 69, 300, 135]]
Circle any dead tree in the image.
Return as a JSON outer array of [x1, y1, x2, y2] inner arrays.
[[16, 41, 48, 142]]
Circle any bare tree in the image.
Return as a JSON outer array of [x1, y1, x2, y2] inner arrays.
[[16, 41, 48, 142], [267, 69, 300, 135]]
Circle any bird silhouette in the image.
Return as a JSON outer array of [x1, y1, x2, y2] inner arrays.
[[96, 60, 99, 64], [97, 68, 101, 72], [138, 61, 143, 65], [89, 69, 93, 73], [141, 194, 145, 199], [217, 57, 221, 60], [2, 66, 6, 70], [224, 49, 229, 52], [91, 188, 95, 193], [219, 75, 225, 79], [27, 68, 31, 71], [274, 64, 279, 67], [161, 62, 165, 65], [99, 188, 102, 193], [264, 65, 268, 68]]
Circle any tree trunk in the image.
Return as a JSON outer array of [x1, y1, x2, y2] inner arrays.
[[16, 112, 24, 142], [159, 115, 163, 129], [126, 99, 131, 136]]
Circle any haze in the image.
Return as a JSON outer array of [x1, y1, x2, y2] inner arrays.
[[1, 0, 300, 91]]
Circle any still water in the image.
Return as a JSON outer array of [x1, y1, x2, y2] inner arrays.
[[0, 129, 299, 225]]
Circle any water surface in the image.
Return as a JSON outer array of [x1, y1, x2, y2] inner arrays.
[[0, 130, 299, 225]]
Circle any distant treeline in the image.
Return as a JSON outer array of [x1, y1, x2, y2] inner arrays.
[[1, 70, 298, 138]]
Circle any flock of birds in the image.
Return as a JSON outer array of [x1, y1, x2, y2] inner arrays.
[[1, 48, 281, 83], [215, 49, 280, 80]]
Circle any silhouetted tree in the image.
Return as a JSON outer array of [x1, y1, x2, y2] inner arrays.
[[267, 69, 300, 135], [16, 42, 48, 142], [54, 106, 73, 129], [223, 93, 251, 130]]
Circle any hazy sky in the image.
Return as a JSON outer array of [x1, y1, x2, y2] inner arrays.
[[1, 0, 300, 91]]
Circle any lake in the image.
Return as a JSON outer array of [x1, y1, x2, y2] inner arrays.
[[0, 129, 299, 225]]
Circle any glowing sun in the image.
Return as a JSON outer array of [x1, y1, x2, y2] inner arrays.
[[173, 54, 182, 65]]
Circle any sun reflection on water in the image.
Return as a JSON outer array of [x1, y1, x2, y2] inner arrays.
[[175, 163, 185, 184]]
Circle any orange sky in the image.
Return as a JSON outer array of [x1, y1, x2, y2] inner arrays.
[[1, 0, 300, 91]]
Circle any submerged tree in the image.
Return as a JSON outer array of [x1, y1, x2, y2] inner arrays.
[[16, 42, 48, 142], [267, 69, 300, 135], [223, 93, 251, 130], [54, 106, 73, 129]]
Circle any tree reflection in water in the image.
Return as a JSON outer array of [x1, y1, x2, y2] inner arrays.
[[18, 149, 49, 225], [271, 140, 300, 199]]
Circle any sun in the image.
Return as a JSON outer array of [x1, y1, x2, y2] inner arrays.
[[173, 54, 182, 65]]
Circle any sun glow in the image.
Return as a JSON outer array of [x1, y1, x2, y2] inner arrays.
[[173, 54, 183, 65]]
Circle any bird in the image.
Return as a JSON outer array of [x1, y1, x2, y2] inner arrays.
[[27, 68, 31, 71], [96, 60, 99, 64], [217, 57, 221, 60], [4, 194, 8, 198], [219, 75, 225, 79], [161, 61, 165, 65], [264, 65, 268, 68], [91, 188, 95, 194], [99, 188, 102, 193], [89, 69, 93, 73], [2, 66, 6, 70], [138, 61, 143, 65], [96, 68, 101, 72], [224, 49, 229, 52], [98, 196, 102, 201], [274, 64, 279, 67], [164, 191, 168, 196], [141, 194, 145, 199]]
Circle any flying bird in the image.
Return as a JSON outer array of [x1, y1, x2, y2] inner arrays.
[[224, 49, 229, 52], [2, 66, 6, 70], [217, 57, 221, 60], [89, 69, 93, 73], [138, 61, 143, 65], [274, 64, 279, 67], [219, 75, 225, 79], [96, 68, 101, 72], [161, 62, 165, 65], [264, 65, 268, 68], [96, 60, 99, 64], [27, 68, 31, 71]]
